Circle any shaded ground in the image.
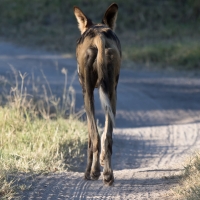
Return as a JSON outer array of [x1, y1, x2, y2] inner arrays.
[[1, 42, 200, 199]]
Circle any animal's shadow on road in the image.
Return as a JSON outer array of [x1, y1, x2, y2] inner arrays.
[[18, 170, 179, 200], [76, 135, 182, 173]]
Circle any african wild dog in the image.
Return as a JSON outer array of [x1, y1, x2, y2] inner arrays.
[[74, 3, 121, 185]]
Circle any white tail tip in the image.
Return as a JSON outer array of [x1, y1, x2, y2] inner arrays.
[[99, 87, 115, 127]]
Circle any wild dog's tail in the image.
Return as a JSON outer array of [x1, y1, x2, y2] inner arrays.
[[99, 87, 115, 127], [94, 35, 115, 127]]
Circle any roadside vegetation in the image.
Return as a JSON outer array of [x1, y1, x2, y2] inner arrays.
[[0, 0, 199, 69], [0, 70, 87, 199], [174, 153, 200, 200]]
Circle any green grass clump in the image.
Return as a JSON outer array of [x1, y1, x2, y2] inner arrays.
[[0, 71, 88, 199], [0, 106, 87, 173], [126, 41, 200, 69], [174, 153, 200, 199]]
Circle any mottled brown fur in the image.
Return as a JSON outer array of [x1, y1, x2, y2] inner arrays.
[[74, 3, 121, 185]]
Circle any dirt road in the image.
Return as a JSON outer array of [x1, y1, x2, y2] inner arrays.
[[1, 42, 200, 199]]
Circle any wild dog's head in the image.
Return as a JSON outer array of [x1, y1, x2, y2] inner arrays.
[[74, 3, 118, 34]]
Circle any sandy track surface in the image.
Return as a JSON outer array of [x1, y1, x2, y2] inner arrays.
[[1, 42, 200, 199], [19, 124, 200, 199]]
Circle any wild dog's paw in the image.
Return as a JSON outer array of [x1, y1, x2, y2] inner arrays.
[[103, 170, 114, 186], [90, 169, 101, 180], [84, 171, 91, 180]]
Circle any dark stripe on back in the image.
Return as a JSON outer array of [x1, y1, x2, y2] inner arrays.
[[77, 28, 96, 45]]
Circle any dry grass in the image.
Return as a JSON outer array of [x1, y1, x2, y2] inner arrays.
[[0, 69, 87, 199], [174, 153, 200, 200]]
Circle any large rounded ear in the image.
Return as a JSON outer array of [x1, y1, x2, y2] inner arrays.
[[102, 3, 118, 30], [74, 6, 93, 34]]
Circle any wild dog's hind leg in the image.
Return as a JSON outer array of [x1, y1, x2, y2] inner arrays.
[[100, 49, 119, 185], [84, 119, 93, 180], [99, 85, 116, 186], [84, 86, 101, 180], [100, 113, 114, 185], [82, 48, 100, 180]]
